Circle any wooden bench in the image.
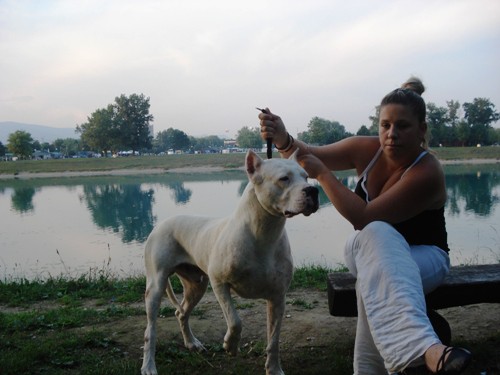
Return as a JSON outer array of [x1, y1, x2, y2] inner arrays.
[[327, 264, 500, 345]]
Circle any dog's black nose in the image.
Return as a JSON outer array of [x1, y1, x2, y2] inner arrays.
[[304, 186, 319, 199], [303, 186, 319, 213]]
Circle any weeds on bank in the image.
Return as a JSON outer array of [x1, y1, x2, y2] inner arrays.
[[0, 264, 342, 374], [0, 264, 343, 308]]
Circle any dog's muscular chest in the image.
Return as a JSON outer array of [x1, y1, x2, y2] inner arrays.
[[214, 249, 293, 299]]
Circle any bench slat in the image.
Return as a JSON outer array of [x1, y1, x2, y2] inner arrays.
[[328, 264, 500, 317]]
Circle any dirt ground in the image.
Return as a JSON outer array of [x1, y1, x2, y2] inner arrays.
[[115, 288, 499, 374]]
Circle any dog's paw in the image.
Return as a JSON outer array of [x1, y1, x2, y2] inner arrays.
[[186, 338, 206, 352], [265, 363, 285, 375], [140, 364, 158, 375], [223, 336, 240, 356]]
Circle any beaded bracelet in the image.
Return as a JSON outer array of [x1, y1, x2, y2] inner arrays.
[[276, 133, 295, 153]]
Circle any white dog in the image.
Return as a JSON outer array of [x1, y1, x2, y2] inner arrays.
[[141, 150, 319, 375]]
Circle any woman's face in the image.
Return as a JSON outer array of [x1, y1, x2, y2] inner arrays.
[[379, 103, 426, 157]]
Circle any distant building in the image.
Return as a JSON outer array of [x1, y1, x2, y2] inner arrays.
[[33, 150, 52, 160], [224, 139, 237, 148]]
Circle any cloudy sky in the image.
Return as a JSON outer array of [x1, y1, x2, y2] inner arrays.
[[1, 0, 499, 138]]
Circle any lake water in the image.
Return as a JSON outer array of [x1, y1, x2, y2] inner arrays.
[[0, 163, 499, 280]]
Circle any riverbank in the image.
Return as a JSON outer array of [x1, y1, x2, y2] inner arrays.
[[0, 156, 498, 180]]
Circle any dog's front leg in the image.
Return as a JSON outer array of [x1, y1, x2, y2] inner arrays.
[[211, 283, 242, 355], [265, 296, 286, 375]]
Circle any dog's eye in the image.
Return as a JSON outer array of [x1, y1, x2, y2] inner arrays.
[[279, 176, 289, 182]]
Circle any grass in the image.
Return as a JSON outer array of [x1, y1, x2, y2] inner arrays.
[[1, 266, 499, 374], [0, 265, 344, 375], [0, 146, 498, 175], [0, 264, 340, 308], [0, 153, 247, 175]]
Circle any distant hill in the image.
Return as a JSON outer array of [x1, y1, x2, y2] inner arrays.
[[0, 122, 78, 144]]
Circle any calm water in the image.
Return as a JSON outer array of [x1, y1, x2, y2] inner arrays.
[[0, 164, 499, 280]]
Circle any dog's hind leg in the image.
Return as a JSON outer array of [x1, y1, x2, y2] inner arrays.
[[141, 270, 170, 375], [174, 264, 209, 351], [265, 296, 286, 375]]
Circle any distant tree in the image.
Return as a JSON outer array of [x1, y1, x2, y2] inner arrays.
[[31, 140, 41, 151], [77, 105, 119, 155], [155, 128, 190, 152], [455, 120, 470, 147], [446, 100, 461, 127], [114, 93, 154, 153], [154, 130, 169, 152], [40, 142, 53, 152], [54, 138, 81, 157], [463, 98, 500, 145], [76, 93, 153, 154], [7, 130, 33, 159], [426, 103, 450, 146], [0, 141, 5, 157], [492, 127, 500, 144], [367, 106, 381, 135], [189, 135, 224, 152], [236, 126, 262, 149], [356, 125, 371, 136], [299, 117, 351, 145]]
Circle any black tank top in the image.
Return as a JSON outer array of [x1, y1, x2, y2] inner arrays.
[[354, 149, 449, 252]]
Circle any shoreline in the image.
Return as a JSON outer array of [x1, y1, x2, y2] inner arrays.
[[0, 158, 498, 180]]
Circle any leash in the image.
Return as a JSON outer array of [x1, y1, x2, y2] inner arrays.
[[256, 107, 272, 159]]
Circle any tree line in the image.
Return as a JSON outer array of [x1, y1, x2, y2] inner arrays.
[[2, 94, 499, 160]]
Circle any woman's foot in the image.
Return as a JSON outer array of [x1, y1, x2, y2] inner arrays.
[[425, 344, 472, 374]]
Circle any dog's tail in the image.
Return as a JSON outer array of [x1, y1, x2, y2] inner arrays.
[[165, 277, 184, 314]]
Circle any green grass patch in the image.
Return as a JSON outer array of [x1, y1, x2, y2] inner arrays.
[[432, 146, 500, 160], [0, 273, 148, 307], [1, 265, 340, 308], [290, 264, 347, 291], [0, 305, 143, 333], [0, 328, 139, 375], [0, 153, 249, 175]]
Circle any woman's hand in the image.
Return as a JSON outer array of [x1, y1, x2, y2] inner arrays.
[[258, 108, 289, 149], [297, 153, 330, 180]]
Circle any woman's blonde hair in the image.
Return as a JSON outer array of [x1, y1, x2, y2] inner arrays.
[[380, 76, 429, 148]]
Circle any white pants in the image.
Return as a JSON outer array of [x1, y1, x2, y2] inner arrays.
[[344, 221, 450, 374]]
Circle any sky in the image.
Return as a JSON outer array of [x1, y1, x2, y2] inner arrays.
[[1, 0, 499, 139]]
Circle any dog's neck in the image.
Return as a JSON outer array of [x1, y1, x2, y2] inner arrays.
[[234, 183, 287, 241]]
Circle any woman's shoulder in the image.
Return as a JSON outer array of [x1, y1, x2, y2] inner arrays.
[[343, 136, 381, 170], [422, 150, 445, 173], [405, 151, 447, 207], [335, 136, 380, 152]]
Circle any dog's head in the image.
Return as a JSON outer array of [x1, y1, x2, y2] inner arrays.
[[245, 150, 319, 218]]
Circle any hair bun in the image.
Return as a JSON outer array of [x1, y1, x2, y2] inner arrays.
[[401, 76, 425, 96]]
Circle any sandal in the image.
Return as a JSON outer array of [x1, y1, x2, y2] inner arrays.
[[435, 346, 472, 374]]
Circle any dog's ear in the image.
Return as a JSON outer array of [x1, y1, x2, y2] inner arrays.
[[245, 150, 263, 176], [288, 148, 299, 162]]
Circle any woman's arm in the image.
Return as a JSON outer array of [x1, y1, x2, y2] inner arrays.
[[299, 153, 446, 230], [258, 109, 379, 173]]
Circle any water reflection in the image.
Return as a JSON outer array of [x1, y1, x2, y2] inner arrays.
[[4, 167, 500, 223], [446, 172, 499, 217], [0, 164, 498, 278], [11, 186, 37, 213], [80, 184, 156, 243], [167, 181, 192, 204], [0, 167, 500, 223]]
